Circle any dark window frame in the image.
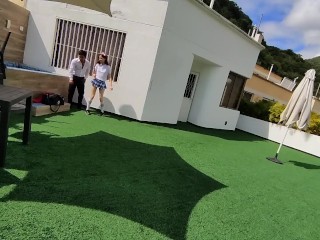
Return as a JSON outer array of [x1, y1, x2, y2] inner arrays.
[[220, 72, 247, 110]]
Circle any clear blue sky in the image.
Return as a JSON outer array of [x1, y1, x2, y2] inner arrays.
[[232, 0, 320, 59]]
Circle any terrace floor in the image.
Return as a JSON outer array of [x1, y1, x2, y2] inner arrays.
[[1, 110, 319, 240]]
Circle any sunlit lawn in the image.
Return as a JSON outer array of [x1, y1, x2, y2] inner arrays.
[[1, 110, 319, 240]]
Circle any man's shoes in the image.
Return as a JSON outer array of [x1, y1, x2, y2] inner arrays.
[[69, 103, 77, 109], [85, 110, 90, 115], [100, 111, 104, 116]]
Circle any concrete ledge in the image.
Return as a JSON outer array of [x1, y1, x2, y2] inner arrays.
[[32, 103, 71, 116]]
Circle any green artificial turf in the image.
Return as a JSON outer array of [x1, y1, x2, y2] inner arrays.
[[1, 110, 319, 240]]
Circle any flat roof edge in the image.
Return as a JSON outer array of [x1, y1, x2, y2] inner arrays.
[[193, 0, 265, 50]]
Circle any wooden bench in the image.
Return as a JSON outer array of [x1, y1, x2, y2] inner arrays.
[[4, 68, 71, 116], [32, 102, 71, 116]]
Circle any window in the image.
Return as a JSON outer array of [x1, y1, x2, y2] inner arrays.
[[220, 72, 247, 109], [184, 73, 198, 98], [51, 19, 126, 82]]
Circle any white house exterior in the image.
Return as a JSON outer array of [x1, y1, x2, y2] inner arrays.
[[23, 0, 263, 130]]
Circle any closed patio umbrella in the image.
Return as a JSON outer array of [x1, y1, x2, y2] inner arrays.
[[267, 69, 316, 164], [46, 0, 112, 16]]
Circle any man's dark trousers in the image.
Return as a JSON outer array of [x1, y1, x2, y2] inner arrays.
[[68, 76, 85, 109]]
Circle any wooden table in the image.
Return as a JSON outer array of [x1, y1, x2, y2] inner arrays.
[[0, 85, 33, 167]]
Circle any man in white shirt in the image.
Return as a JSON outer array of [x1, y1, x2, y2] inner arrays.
[[68, 50, 91, 109]]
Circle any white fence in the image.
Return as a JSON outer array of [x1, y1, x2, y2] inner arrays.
[[199, 0, 215, 8], [278, 77, 296, 91], [236, 114, 320, 157]]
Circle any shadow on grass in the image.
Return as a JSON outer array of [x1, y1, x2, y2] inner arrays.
[[150, 123, 266, 143], [288, 160, 320, 170], [0, 169, 20, 188], [1, 130, 226, 240], [8, 110, 76, 129], [102, 112, 264, 142], [161, 122, 264, 141]]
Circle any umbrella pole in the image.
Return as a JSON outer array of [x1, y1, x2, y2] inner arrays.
[[266, 125, 290, 164]]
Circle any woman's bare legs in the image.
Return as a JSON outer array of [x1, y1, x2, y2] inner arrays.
[[86, 86, 97, 112], [99, 88, 106, 114]]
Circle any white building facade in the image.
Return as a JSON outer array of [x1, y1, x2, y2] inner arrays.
[[23, 0, 263, 130]]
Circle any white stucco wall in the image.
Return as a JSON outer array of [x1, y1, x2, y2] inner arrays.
[[24, 0, 263, 129], [142, 0, 263, 129], [24, 0, 168, 120], [188, 61, 240, 129]]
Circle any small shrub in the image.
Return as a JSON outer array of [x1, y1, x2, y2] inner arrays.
[[253, 100, 275, 121], [269, 102, 285, 123], [239, 99, 274, 121], [306, 112, 320, 135], [238, 99, 256, 118], [239, 97, 320, 136]]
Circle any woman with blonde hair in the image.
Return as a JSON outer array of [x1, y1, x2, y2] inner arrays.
[[86, 52, 113, 115]]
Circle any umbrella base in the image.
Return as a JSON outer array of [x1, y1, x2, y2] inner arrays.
[[266, 155, 283, 164]]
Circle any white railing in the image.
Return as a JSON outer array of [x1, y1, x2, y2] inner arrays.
[[253, 69, 280, 83], [278, 77, 296, 91], [200, 0, 215, 8]]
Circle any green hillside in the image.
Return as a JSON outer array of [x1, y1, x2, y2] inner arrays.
[[258, 46, 317, 83], [307, 56, 320, 75]]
